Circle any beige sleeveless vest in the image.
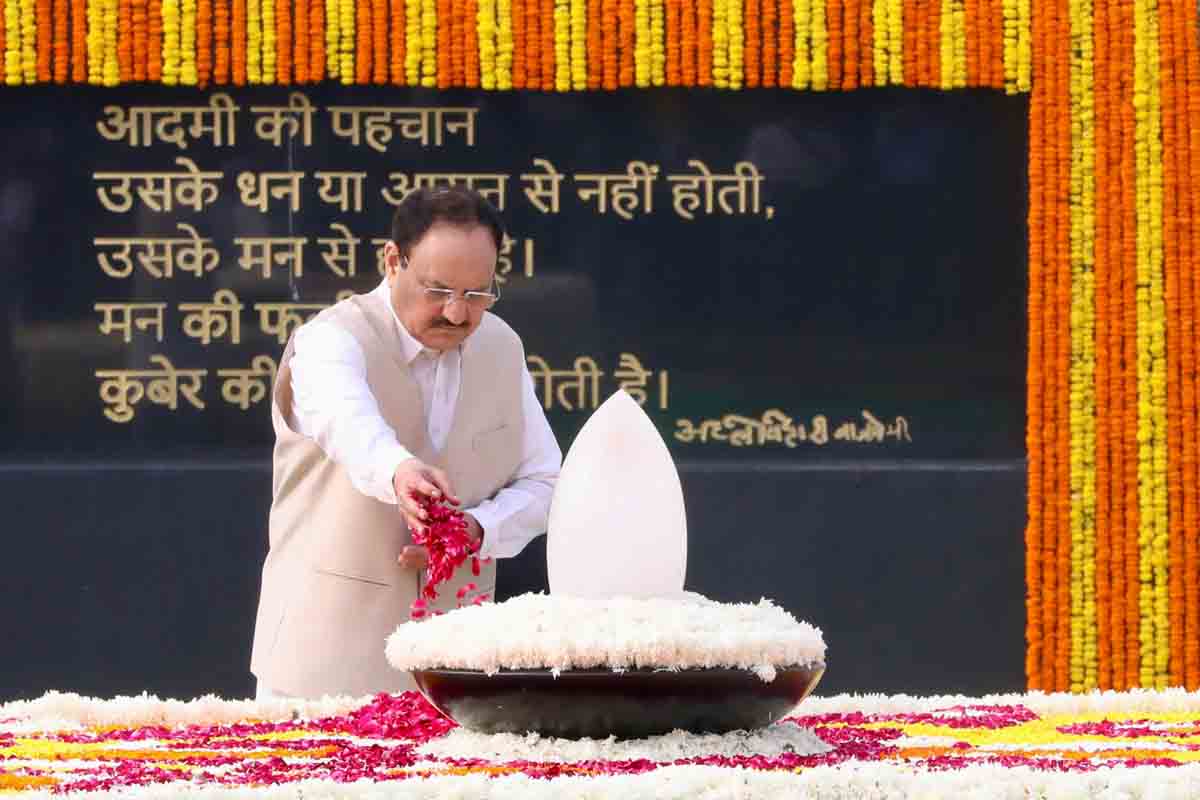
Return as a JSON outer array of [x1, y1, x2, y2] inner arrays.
[[250, 291, 526, 698]]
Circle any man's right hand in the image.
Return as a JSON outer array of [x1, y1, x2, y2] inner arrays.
[[393, 458, 459, 536]]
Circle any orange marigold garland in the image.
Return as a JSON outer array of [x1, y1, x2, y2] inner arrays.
[[510, 0, 523, 84], [679, 0, 693, 83], [539, 0, 552, 87], [213, 0, 228, 81], [274, 0, 289, 82], [616, 0, 629, 85], [774, 0, 788, 85], [1025, 32, 1045, 687], [355, 0, 371, 83], [52, 0, 65, 79], [1178, 0, 1200, 691], [132, 0, 148, 79], [147, 0, 163, 79], [36, 0, 51, 80], [524, 0, 539, 84], [230, 0, 244, 82], [1055, 0, 1072, 694], [388, 0, 401, 82], [743, 0, 757, 86], [1092, 0, 1110, 689], [462, 0, 476, 85], [293, 0, 307, 82], [436, 0, 449, 85], [856, 0, 870, 86], [1160, 0, 1182, 689]]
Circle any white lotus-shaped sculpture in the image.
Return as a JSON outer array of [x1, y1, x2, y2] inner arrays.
[[546, 389, 687, 597]]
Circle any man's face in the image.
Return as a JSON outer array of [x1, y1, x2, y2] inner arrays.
[[385, 222, 498, 351]]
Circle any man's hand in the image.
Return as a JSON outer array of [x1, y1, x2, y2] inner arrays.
[[397, 512, 484, 571], [393, 457, 459, 534]]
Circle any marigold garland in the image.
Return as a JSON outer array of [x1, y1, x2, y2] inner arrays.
[[324, 0, 338, 78], [584, 0, 599, 84], [436, 0, 450, 84], [793, 0, 810, 88], [180, 0, 196, 83], [647, 0, 660, 85], [36, 0, 50, 80], [475, 0, 494, 86], [275, 0, 292, 83], [52, 0, 65, 80], [19, 0, 34, 81], [557, 0, 572, 87], [538, 0, 551, 87], [773, 0, 787, 84], [196, 0, 211, 83], [259, 0, 274, 82], [292, 0, 306, 81], [807, 0, 824, 88], [615, 0, 630, 85], [213, 0, 228, 81], [340, 0, 355, 83]]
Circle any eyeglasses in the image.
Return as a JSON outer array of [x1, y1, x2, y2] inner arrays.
[[400, 256, 500, 310]]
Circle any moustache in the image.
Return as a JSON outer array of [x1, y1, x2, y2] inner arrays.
[[433, 319, 468, 329]]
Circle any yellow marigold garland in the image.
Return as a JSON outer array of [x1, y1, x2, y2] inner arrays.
[[180, 0, 196, 83], [725, 0, 741, 87], [869, 0, 884, 85], [403, 0, 419, 81], [19, 0, 33, 81], [6, 0, 23, 83], [793, 0, 810, 88], [494, 0, 510, 86], [340, 0, 355, 84], [160, 0, 178, 83], [711, 0, 726, 87], [885, 0, 899, 82], [560, 0, 575, 87], [325, 0, 339, 78], [572, 0, 589, 88], [246, 0, 262, 80], [260, 0, 275, 81], [807, 0, 823, 88], [647, 0, 661, 85], [475, 0, 495, 88]]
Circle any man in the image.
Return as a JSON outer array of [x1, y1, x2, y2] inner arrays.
[[251, 187, 561, 700]]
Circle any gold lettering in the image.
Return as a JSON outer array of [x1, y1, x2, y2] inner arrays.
[[715, 161, 764, 216], [236, 170, 305, 212], [178, 289, 243, 345], [328, 106, 366, 147], [217, 355, 278, 410], [95, 105, 154, 146], [317, 223, 360, 277], [94, 96, 239, 149], [250, 92, 315, 146], [613, 353, 652, 406], [667, 159, 716, 220], [575, 161, 659, 219], [95, 354, 207, 422], [315, 171, 366, 212], [93, 173, 135, 213], [673, 418, 697, 443], [95, 302, 167, 342], [520, 158, 564, 214], [236, 236, 307, 279], [94, 224, 219, 279], [95, 370, 146, 423], [186, 93, 240, 147]]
